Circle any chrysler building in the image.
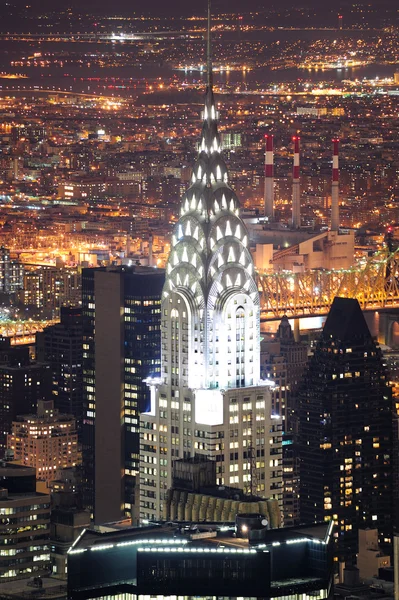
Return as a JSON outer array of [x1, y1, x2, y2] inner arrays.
[[139, 5, 282, 521]]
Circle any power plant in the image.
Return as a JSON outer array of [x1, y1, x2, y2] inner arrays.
[[248, 133, 354, 273]]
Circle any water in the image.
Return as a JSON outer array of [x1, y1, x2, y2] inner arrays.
[[0, 32, 396, 97]]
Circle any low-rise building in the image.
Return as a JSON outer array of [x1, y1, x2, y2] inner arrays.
[[7, 400, 79, 487], [67, 520, 334, 600], [0, 463, 51, 580]]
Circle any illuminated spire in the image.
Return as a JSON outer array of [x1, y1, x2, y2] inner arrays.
[[161, 3, 260, 392]]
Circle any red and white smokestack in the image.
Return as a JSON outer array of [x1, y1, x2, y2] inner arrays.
[[331, 138, 339, 232], [264, 134, 274, 220], [292, 136, 301, 229]]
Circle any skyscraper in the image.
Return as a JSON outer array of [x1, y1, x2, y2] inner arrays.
[[81, 265, 164, 524], [139, 12, 282, 522], [0, 340, 51, 454], [36, 306, 83, 429], [261, 316, 308, 526], [299, 297, 393, 563]]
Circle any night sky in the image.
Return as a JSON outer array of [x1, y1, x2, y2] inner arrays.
[[2, 0, 398, 15]]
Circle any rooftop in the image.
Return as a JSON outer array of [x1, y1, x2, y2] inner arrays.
[[69, 520, 332, 554]]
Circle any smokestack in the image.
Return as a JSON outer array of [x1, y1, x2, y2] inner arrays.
[[292, 136, 301, 229], [331, 138, 339, 232], [264, 134, 274, 220]]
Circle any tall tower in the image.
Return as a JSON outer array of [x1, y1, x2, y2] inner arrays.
[[161, 88, 259, 391], [81, 265, 164, 524], [140, 2, 282, 523], [299, 297, 393, 563]]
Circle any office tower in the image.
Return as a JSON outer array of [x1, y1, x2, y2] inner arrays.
[[7, 400, 79, 487], [261, 316, 308, 526], [299, 297, 393, 564], [81, 265, 164, 524], [0, 339, 51, 454], [0, 246, 23, 294], [36, 306, 83, 428], [67, 520, 334, 600], [139, 22, 282, 522], [0, 463, 51, 579]]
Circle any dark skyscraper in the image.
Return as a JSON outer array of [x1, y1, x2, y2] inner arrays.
[[299, 297, 393, 563], [36, 306, 83, 429], [0, 340, 51, 453], [81, 265, 164, 524]]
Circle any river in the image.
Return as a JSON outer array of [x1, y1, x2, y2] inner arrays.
[[0, 30, 396, 97]]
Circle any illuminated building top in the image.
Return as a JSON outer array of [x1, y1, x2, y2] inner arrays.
[[161, 33, 260, 391]]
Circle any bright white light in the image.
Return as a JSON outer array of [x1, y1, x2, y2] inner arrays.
[[195, 389, 224, 426]]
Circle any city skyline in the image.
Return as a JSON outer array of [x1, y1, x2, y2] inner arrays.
[[0, 0, 398, 593]]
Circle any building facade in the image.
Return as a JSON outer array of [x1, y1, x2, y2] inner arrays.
[[7, 400, 79, 485], [67, 521, 334, 600], [0, 246, 23, 294], [0, 341, 51, 454], [140, 84, 282, 521], [81, 266, 164, 524], [299, 297, 394, 563], [0, 464, 51, 580], [261, 316, 308, 527], [36, 306, 83, 430]]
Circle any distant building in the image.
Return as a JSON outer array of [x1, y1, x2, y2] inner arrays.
[[19, 265, 81, 315], [7, 400, 79, 486], [0, 340, 51, 453], [81, 265, 164, 524], [271, 230, 355, 272], [261, 317, 308, 527], [0, 246, 23, 294], [221, 132, 242, 149], [299, 297, 394, 563], [394, 72, 399, 84], [67, 520, 334, 600], [58, 178, 107, 200], [0, 463, 51, 580], [36, 306, 83, 429], [296, 106, 345, 117]]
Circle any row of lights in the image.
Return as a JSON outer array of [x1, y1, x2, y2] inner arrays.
[[137, 546, 257, 554]]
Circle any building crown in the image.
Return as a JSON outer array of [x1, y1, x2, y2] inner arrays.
[[161, 6, 260, 391]]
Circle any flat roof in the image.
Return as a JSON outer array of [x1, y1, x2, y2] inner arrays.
[[70, 520, 332, 554]]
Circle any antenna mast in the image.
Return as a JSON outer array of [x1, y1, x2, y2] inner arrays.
[[207, 0, 213, 88]]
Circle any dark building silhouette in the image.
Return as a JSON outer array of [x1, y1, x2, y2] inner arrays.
[[0, 339, 51, 453], [299, 297, 394, 563], [0, 463, 51, 579], [36, 306, 83, 430], [81, 265, 164, 524], [260, 316, 308, 526]]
